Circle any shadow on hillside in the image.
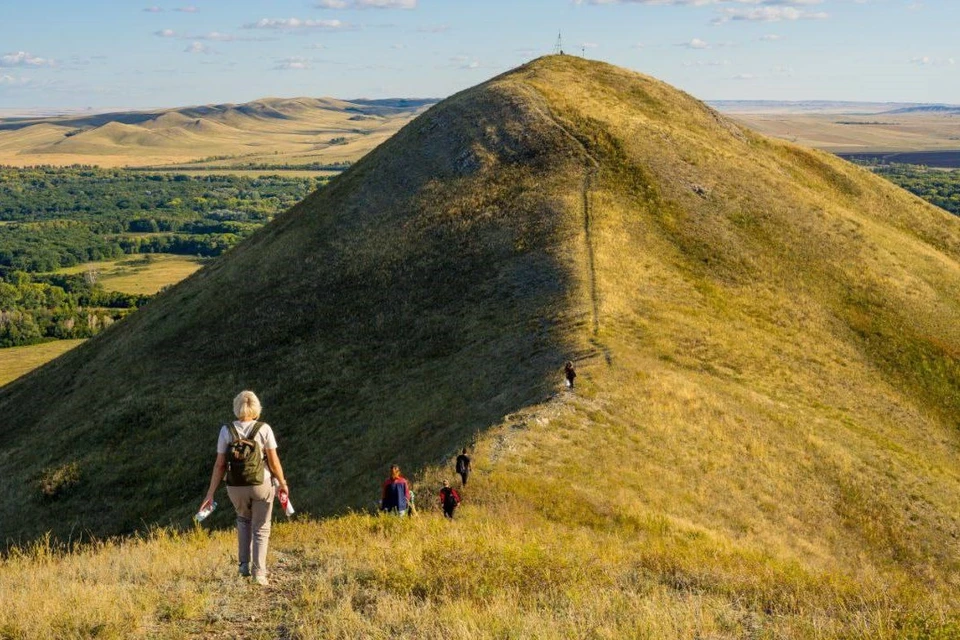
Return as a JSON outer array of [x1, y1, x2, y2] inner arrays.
[[0, 72, 592, 546]]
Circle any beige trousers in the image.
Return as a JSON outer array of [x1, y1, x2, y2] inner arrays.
[[226, 479, 275, 578]]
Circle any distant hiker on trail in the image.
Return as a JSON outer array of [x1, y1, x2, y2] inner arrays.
[[439, 480, 461, 519], [200, 390, 289, 586], [564, 361, 577, 389], [381, 464, 411, 516], [455, 448, 471, 486]]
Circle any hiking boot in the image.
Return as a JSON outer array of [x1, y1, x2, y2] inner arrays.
[[253, 575, 269, 586], [238, 562, 250, 577]]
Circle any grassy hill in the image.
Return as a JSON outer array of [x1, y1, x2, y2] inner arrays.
[[2, 56, 959, 638], [0, 97, 434, 168]]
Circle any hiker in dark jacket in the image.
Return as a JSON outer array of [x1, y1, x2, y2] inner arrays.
[[455, 448, 471, 486], [439, 480, 461, 519], [564, 361, 577, 388], [380, 464, 411, 515]]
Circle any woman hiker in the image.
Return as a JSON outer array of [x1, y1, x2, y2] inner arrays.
[[200, 390, 289, 586]]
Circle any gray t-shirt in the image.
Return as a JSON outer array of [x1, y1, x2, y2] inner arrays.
[[217, 420, 279, 481]]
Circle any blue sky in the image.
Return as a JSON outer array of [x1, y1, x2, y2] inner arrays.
[[1, 0, 957, 110]]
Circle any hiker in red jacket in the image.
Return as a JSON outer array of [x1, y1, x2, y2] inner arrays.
[[381, 464, 411, 516], [438, 479, 461, 519]]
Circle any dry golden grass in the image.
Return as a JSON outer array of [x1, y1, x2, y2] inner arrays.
[[54, 255, 205, 295], [0, 339, 84, 388], [1, 57, 958, 638]]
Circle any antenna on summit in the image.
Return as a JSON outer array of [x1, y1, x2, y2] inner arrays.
[[553, 31, 564, 56]]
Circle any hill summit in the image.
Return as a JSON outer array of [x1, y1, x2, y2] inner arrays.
[[2, 56, 959, 631]]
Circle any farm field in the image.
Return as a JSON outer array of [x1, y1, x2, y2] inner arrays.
[[0, 339, 84, 387], [55, 255, 206, 295], [725, 111, 960, 153]]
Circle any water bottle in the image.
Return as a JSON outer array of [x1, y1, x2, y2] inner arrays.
[[278, 491, 295, 517], [194, 501, 217, 522]]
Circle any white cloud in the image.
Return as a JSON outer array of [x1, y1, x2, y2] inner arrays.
[[680, 37, 711, 49], [733, 73, 757, 79], [714, 6, 828, 23], [0, 74, 30, 86], [275, 57, 312, 70], [573, 0, 832, 24], [683, 59, 731, 66], [355, 0, 416, 7], [185, 41, 212, 54], [143, 6, 163, 12], [175, 5, 198, 12], [417, 24, 450, 33], [0, 51, 54, 67], [201, 32, 238, 41], [316, 0, 416, 7], [759, 33, 782, 40], [245, 18, 352, 30], [575, 0, 825, 5], [156, 29, 254, 42], [910, 55, 955, 66], [451, 55, 481, 69]]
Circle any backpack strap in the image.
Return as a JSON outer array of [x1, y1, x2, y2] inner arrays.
[[228, 421, 264, 441]]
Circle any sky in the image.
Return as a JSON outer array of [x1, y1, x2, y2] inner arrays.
[[1, 0, 957, 111]]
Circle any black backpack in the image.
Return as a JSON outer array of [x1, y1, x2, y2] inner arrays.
[[442, 488, 459, 510], [225, 422, 265, 486]]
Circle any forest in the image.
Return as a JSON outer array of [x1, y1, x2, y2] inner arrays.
[[0, 166, 323, 271], [0, 166, 323, 346], [852, 161, 960, 216]]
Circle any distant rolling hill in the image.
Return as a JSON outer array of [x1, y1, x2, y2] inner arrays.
[[884, 104, 960, 115], [713, 101, 960, 154], [2, 56, 959, 635], [0, 96, 436, 168]]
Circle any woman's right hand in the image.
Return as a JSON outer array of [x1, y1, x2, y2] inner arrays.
[[199, 496, 213, 512]]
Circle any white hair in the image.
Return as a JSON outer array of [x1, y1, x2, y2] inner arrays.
[[233, 390, 262, 420]]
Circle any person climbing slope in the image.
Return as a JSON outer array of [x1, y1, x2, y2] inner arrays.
[[438, 480, 461, 519], [564, 361, 577, 389], [381, 464, 411, 516], [455, 448, 471, 486]]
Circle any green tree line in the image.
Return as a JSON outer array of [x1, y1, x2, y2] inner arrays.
[[852, 162, 960, 216], [0, 166, 323, 271], [0, 270, 147, 347]]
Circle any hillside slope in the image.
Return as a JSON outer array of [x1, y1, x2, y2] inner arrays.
[[2, 56, 959, 636]]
